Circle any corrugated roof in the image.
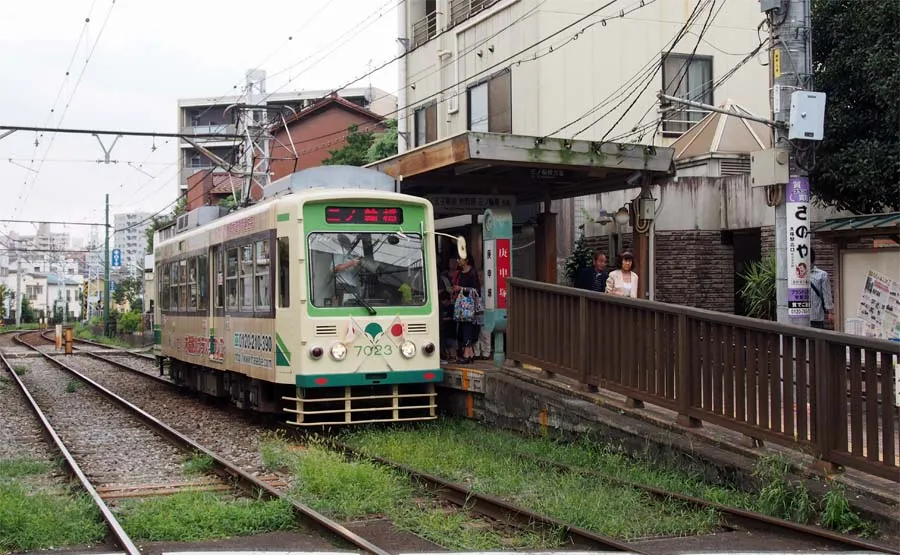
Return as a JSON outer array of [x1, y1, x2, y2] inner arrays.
[[207, 172, 241, 195], [671, 100, 771, 161], [813, 212, 900, 234]]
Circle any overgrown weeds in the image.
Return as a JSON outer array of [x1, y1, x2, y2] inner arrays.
[[820, 483, 878, 536], [261, 434, 557, 549], [338, 420, 722, 539], [182, 452, 215, 475], [0, 457, 53, 480], [0, 482, 106, 551], [65, 379, 82, 393], [118, 491, 294, 541], [12, 365, 27, 376]]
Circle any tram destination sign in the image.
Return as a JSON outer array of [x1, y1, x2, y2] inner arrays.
[[325, 206, 403, 225]]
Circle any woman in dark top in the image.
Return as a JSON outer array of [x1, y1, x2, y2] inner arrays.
[[453, 255, 480, 363]]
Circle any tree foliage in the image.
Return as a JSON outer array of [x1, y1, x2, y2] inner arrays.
[[322, 120, 398, 167], [564, 229, 594, 286], [0, 283, 9, 319], [112, 276, 143, 309], [145, 196, 188, 254], [739, 256, 777, 320], [810, 0, 899, 213], [20, 296, 36, 324]]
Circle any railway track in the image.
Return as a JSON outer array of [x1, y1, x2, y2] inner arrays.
[[23, 329, 896, 553], [7, 331, 397, 554]]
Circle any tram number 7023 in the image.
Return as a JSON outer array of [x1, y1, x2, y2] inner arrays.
[[355, 345, 393, 356]]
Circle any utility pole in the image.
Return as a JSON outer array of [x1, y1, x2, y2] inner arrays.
[[104, 194, 111, 337], [761, 0, 817, 326], [15, 242, 21, 326]]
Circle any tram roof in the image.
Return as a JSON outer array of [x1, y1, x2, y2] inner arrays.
[[367, 131, 675, 202]]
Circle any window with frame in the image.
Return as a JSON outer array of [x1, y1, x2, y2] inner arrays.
[[169, 262, 179, 311], [188, 258, 198, 310], [277, 237, 290, 308], [414, 103, 437, 147], [467, 70, 512, 133], [213, 247, 224, 309], [255, 240, 271, 309], [198, 254, 209, 310], [661, 54, 713, 135], [226, 248, 238, 310], [240, 244, 253, 311]]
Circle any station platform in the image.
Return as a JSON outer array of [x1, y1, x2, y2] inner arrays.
[[437, 360, 900, 529]]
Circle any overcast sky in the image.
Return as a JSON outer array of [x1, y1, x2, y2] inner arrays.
[[0, 0, 398, 242]]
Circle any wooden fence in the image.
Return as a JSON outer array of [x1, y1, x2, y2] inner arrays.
[[507, 278, 900, 482]]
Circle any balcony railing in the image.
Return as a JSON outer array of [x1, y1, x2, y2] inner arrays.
[[449, 0, 499, 28], [413, 11, 438, 48], [180, 124, 237, 139]]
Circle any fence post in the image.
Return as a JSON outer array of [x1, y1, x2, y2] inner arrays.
[[812, 337, 841, 475], [676, 312, 701, 428], [578, 295, 598, 392]]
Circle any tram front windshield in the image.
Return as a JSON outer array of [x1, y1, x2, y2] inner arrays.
[[308, 232, 427, 309]]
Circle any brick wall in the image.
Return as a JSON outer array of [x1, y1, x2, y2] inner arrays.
[[654, 231, 735, 313]]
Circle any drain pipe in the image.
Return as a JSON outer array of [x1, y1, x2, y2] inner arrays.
[[648, 185, 665, 301]]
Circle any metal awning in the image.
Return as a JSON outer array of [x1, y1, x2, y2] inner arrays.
[[368, 131, 675, 203], [813, 212, 900, 240]]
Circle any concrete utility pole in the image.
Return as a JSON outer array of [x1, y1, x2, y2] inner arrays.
[[15, 243, 22, 326], [761, 0, 816, 326], [104, 194, 112, 337]]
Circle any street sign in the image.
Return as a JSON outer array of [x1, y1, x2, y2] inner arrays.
[[429, 194, 515, 216], [111, 249, 122, 268]]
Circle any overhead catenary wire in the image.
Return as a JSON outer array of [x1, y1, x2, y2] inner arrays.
[[15, 0, 118, 219]]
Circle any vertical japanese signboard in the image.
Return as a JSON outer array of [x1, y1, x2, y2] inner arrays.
[[495, 238, 511, 310], [786, 176, 811, 319]]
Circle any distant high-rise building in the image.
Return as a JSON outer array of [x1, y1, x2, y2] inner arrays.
[[113, 212, 152, 277]]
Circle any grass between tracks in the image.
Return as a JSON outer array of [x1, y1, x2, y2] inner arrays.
[[118, 491, 296, 542], [0, 457, 106, 551], [259, 433, 559, 550], [338, 419, 723, 540]]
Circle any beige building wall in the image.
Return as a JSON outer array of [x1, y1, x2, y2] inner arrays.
[[403, 0, 768, 145]]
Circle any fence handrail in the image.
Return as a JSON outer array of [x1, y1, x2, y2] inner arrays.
[[507, 277, 899, 352]]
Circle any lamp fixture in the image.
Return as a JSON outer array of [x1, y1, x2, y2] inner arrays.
[[614, 206, 631, 226]]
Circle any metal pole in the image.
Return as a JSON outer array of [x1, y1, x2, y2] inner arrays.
[[15, 246, 21, 326], [765, 0, 813, 326], [104, 194, 112, 337]]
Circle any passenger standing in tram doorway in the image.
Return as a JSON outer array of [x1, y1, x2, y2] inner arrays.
[[453, 255, 480, 364]]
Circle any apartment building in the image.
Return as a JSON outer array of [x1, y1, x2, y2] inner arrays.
[[398, 0, 767, 151], [113, 212, 152, 276], [176, 70, 397, 195]]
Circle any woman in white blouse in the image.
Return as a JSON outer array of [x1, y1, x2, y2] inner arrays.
[[606, 251, 639, 298]]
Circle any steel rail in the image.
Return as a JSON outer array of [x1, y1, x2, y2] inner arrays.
[[333, 442, 641, 553], [0, 346, 142, 555], [514, 451, 898, 554], [16, 332, 392, 555]]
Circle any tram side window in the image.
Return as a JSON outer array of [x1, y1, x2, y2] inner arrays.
[[240, 244, 253, 311], [277, 237, 290, 308], [255, 240, 271, 309], [168, 262, 177, 312], [213, 247, 224, 309], [188, 258, 198, 310], [159, 263, 169, 310], [179, 259, 189, 311], [226, 248, 238, 310], [198, 254, 209, 310]]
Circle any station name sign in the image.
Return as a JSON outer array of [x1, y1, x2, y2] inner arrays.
[[428, 194, 515, 215]]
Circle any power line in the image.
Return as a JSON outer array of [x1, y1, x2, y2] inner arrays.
[[0, 219, 107, 227], [15, 0, 119, 219]]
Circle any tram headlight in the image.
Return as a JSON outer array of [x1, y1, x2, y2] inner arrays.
[[422, 342, 436, 356], [399, 340, 417, 359], [309, 345, 324, 360], [330, 342, 348, 361]]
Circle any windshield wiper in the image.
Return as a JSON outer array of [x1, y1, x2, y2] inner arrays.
[[339, 278, 377, 315]]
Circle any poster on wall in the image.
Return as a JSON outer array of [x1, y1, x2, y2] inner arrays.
[[785, 177, 811, 319], [857, 269, 900, 340]]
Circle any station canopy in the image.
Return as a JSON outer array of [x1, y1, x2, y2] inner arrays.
[[368, 131, 675, 203]]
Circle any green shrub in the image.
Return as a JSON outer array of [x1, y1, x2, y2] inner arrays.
[[739, 256, 777, 320], [117, 311, 141, 334]]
